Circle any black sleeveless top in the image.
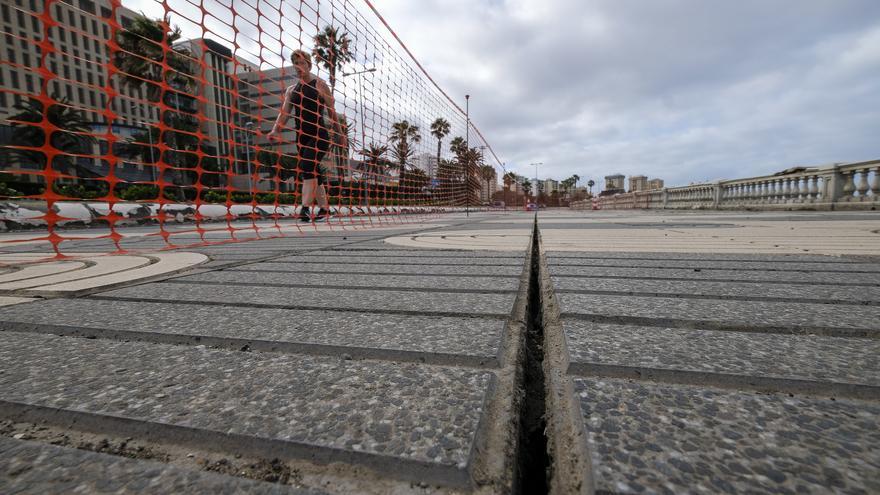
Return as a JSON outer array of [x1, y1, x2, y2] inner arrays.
[[290, 77, 327, 139]]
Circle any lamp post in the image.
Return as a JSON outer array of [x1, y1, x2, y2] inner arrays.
[[137, 121, 157, 184], [342, 67, 377, 207], [530, 162, 542, 206], [465, 94, 470, 217], [244, 121, 254, 193]]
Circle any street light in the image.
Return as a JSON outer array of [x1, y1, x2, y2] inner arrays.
[[341, 67, 377, 150], [244, 121, 254, 193], [342, 67, 377, 206], [465, 94, 470, 217], [530, 162, 542, 205]]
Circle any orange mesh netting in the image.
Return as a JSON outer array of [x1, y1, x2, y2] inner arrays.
[[0, 0, 505, 258]]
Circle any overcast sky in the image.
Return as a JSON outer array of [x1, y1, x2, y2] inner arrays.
[[370, 0, 880, 186]]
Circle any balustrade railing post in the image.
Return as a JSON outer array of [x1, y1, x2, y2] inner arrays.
[[827, 164, 846, 208]]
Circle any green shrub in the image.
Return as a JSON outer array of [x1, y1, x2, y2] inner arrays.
[[117, 184, 159, 201]]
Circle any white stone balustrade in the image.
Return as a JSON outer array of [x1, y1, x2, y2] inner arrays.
[[571, 159, 879, 211]]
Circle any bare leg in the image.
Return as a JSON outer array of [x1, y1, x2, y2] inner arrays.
[[301, 178, 318, 217], [315, 183, 330, 210]]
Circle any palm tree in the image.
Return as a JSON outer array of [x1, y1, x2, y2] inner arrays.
[[479, 164, 496, 204], [312, 25, 353, 92], [430, 118, 450, 173], [389, 120, 421, 176], [114, 14, 193, 103], [115, 14, 197, 200], [4, 97, 98, 176], [522, 179, 532, 199], [360, 143, 389, 184], [571, 174, 580, 190], [587, 179, 595, 195]]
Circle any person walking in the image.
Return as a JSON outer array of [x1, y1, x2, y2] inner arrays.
[[267, 49, 347, 222]]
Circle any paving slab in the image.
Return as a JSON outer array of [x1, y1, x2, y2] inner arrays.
[[552, 277, 880, 303], [295, 250, 525, 259], [0, 437, 314, 494], [546, 251, 876, 263], [564, 321, 880, 386], [547, 257, 880, 272], [558, 293, 880, 333], [573, 377, 880, 494], [0, 297, 35, 307], [0, 299, 504, 364], [0, 331, 493, 482], [177, 271, 520, 292], [97, 282, 516, 316], [551, 265, 879, 286], [276, 255, 525, 266], [233, 262, 525, 277]]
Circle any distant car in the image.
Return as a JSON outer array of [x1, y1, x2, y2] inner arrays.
[[525, 203, 537, 211], [492, 201, 505, 208]]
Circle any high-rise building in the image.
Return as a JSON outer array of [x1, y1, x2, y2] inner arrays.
[[604, 174, 625, 191], [1, 0, 158, 187], [629, 175, 648, 192], [648, 178, 664, 189]]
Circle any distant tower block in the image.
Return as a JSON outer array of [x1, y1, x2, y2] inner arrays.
[[648, 178, 665, 190], [629, 175, 648, 192], [604, 174, 625, 191]]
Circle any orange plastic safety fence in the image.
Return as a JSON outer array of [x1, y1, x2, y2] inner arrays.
[[0, 0, 502, 258]]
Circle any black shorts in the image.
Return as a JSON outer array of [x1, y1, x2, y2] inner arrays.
[[297, 130, 331, 181]]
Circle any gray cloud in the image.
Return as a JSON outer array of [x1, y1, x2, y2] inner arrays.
[[374, 0, 880, 184]]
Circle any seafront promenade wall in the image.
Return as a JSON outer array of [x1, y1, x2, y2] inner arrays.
[[573, 159, 880, 211]]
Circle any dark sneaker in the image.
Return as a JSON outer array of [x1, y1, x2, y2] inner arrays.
[[299, 207, 311, 222], [314, 208, 329, 222]]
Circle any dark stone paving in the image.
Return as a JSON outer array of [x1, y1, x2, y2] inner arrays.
[[544, 239, 880, 494], [553, 277, 880, 303], [234, 262, 525, 276], [178, 271, 520, 292], [99, 282, 517, 316], [0, 299, 504, 364], [552, 266, 880, 285], [573, 377, 880, 494], [0, 219, 527, 493], [565, 321, 880, 386], [0, 331, 491, 472], [0, 438, 316, 494], [558, 293, 880, 332], [549, 257, 880, 272]]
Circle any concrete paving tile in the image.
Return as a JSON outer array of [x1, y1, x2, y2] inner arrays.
[[0, 438, 314, 494], [178, 271, 520, 292], [546, 251, 865, 262], [547, 257, 880, 272], [0, 331, 493, 472], [549, 265, 879, 285], [276, 255, 525, 266], [558, 293, 879, 331], [296, 250, 524, 259], [35, 252, 209, 292], [235, 262, 524, 277], [565, 321, 880, 386], [573, 377, 880, 494], [0, 255, 150, 290], [552, 277, 880, 303], [0, 299, 503, 360], [98, 282, 516, 316], [0, 297, 36, 307]]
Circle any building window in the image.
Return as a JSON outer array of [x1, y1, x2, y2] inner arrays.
[[25, 75, 34, 93], [1, 5, 10, 24], [77, 86, 84, 102], [100, 6, 110, 18], [80, 0, 95, 14]]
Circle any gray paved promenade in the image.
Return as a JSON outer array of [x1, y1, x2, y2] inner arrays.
[[0, 210, 878, 494]]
